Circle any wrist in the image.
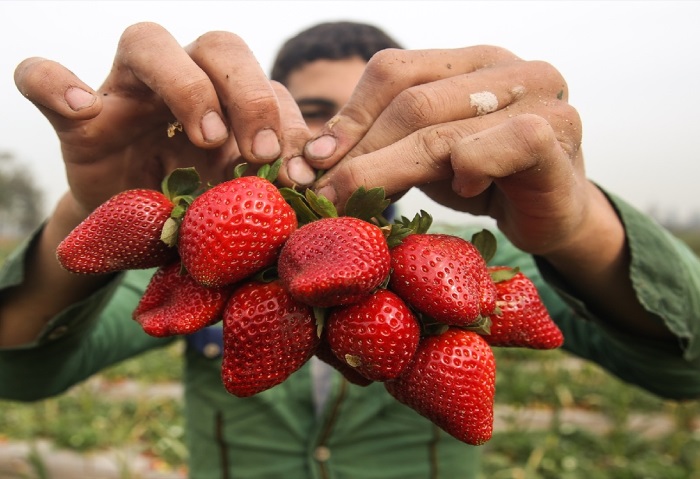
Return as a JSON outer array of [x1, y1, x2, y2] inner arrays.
[[541, 183, 627, 280]]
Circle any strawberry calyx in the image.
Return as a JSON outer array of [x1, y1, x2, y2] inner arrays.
[[344, 186, 391, 223], [160, 167, 203, 247], [234, 157, 284, 184], [420, 319, 450, 337], [471, 229, 498, 264], [414, 310, 492, 337], [489, 265, 520, 283], [385, 210, 433, 248], [279, 188, 338, 225], [280, 185, 393, 227], [313, 306, 328, 338], [459, 315, 493, 336]]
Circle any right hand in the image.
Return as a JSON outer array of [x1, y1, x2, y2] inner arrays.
[[13, 22, 312, 218]]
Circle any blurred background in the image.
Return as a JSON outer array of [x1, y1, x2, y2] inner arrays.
[[0, 1, 698, 478]]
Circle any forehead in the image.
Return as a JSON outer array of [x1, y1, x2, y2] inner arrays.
[[285, 57, 367, 105]]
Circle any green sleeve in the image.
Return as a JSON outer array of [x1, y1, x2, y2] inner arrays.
[[530, 191, 700, 400], [0, 227, 174, 402], [431, 190, 700, 401]]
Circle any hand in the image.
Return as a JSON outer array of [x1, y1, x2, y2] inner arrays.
[[13, 22, 312, 218], [307, 46, 595, 257]]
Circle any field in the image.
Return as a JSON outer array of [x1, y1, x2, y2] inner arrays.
[[0, 233, 699, 478]]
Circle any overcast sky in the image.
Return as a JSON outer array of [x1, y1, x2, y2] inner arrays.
[[1, 0, 699, 225]]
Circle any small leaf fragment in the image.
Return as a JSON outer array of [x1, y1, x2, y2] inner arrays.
[[489, 266, 520, 283], [160, 218, 180, 247], [471, 229, 497, 263], [344, 354, 362, 368]]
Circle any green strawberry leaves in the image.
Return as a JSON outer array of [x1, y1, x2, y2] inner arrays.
[[345, 187, 391, 222], [280, 185, 391, 226], [160, 167, 202, 247], [279, 188, 336, 225], [161, 167, 201, 200], [471, 229, 498, 264], [489, 265, 520, 283]]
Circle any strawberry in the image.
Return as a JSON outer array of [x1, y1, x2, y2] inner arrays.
[[277, 216, 391, 307], [325, 289, 420, 381], [485, 266, 564, 349], [221, 279, 320, 397], [56, 189, 177, 274], [388, 233, 497, 326], [315, 338, 374, 387], [178, 175, 297, 287], [133, 261, 232, 337], [385, 328, 496, 446]]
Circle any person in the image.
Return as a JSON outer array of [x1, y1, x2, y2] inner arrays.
[[1, 20, 699, 479]]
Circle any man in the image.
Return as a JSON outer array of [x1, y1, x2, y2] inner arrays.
[[1, 21, 699, 478]]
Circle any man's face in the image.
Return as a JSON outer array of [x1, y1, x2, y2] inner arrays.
[[285, 57, 367, 134]]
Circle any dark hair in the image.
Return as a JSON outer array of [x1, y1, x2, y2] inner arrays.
[[271, 21, 403, 85]]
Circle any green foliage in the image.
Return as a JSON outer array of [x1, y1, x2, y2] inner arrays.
[[0, 343, 187, 471], [672, 229, 700, 255], [0, 152, 44, 236], [1, 343, 698, 477]]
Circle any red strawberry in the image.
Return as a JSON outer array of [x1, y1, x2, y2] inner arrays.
[[485, 266, 564, 349], [221, 279, 320, 397], [326, 289, 420, 381], [388, 233, 496, 326], [315, 338, 374, 387], [385, 328, 496, 446], [277, 216, 391, 307], [178, 176, 297, 287], [133, 261, 232, 337], [57, 189, 177, 274]]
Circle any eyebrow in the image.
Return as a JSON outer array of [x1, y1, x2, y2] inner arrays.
[[295, 97, 339, 110]]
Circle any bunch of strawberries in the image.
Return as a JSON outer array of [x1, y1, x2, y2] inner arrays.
[[56, 161, 563, 446]]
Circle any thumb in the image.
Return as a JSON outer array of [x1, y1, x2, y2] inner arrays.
[[14, 57, 102, 130]]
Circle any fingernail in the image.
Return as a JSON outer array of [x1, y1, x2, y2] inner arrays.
[[201, 111, 228, 143], [287, 156, 316, 186], [65, 87, 95, 111], [305, 135, 337, 160], [252, 129, 281, 160], [315, 185, 337, 204]]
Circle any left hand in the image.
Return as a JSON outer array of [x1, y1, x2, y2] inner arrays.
[[306, 46, 593, 257]]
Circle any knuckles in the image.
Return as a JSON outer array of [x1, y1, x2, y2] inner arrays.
[[188, 30, 249, 56], [118, 22, 169, 55], [363, 48, 410, 83], [391, 86, 445, 131], [507, 113, 560, 159]]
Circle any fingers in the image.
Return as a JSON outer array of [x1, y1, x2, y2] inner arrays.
[[447, 114, 586, 254], [93, 23, 227, 148], [304, 46, 522, 167], [185, 29, 283, 161], [100, 23, 286, 163], [450, 114, 575, 198], [314, 111, 579, 222], [363, 60, 570, 161], [269, 81, 316, 187], [14, 57, 102, 128]]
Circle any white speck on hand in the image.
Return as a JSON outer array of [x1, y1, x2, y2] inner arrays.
[[469, 91, 499, 116]]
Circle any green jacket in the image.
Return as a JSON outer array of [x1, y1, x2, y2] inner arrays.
[[1, 192, 699, 479]]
